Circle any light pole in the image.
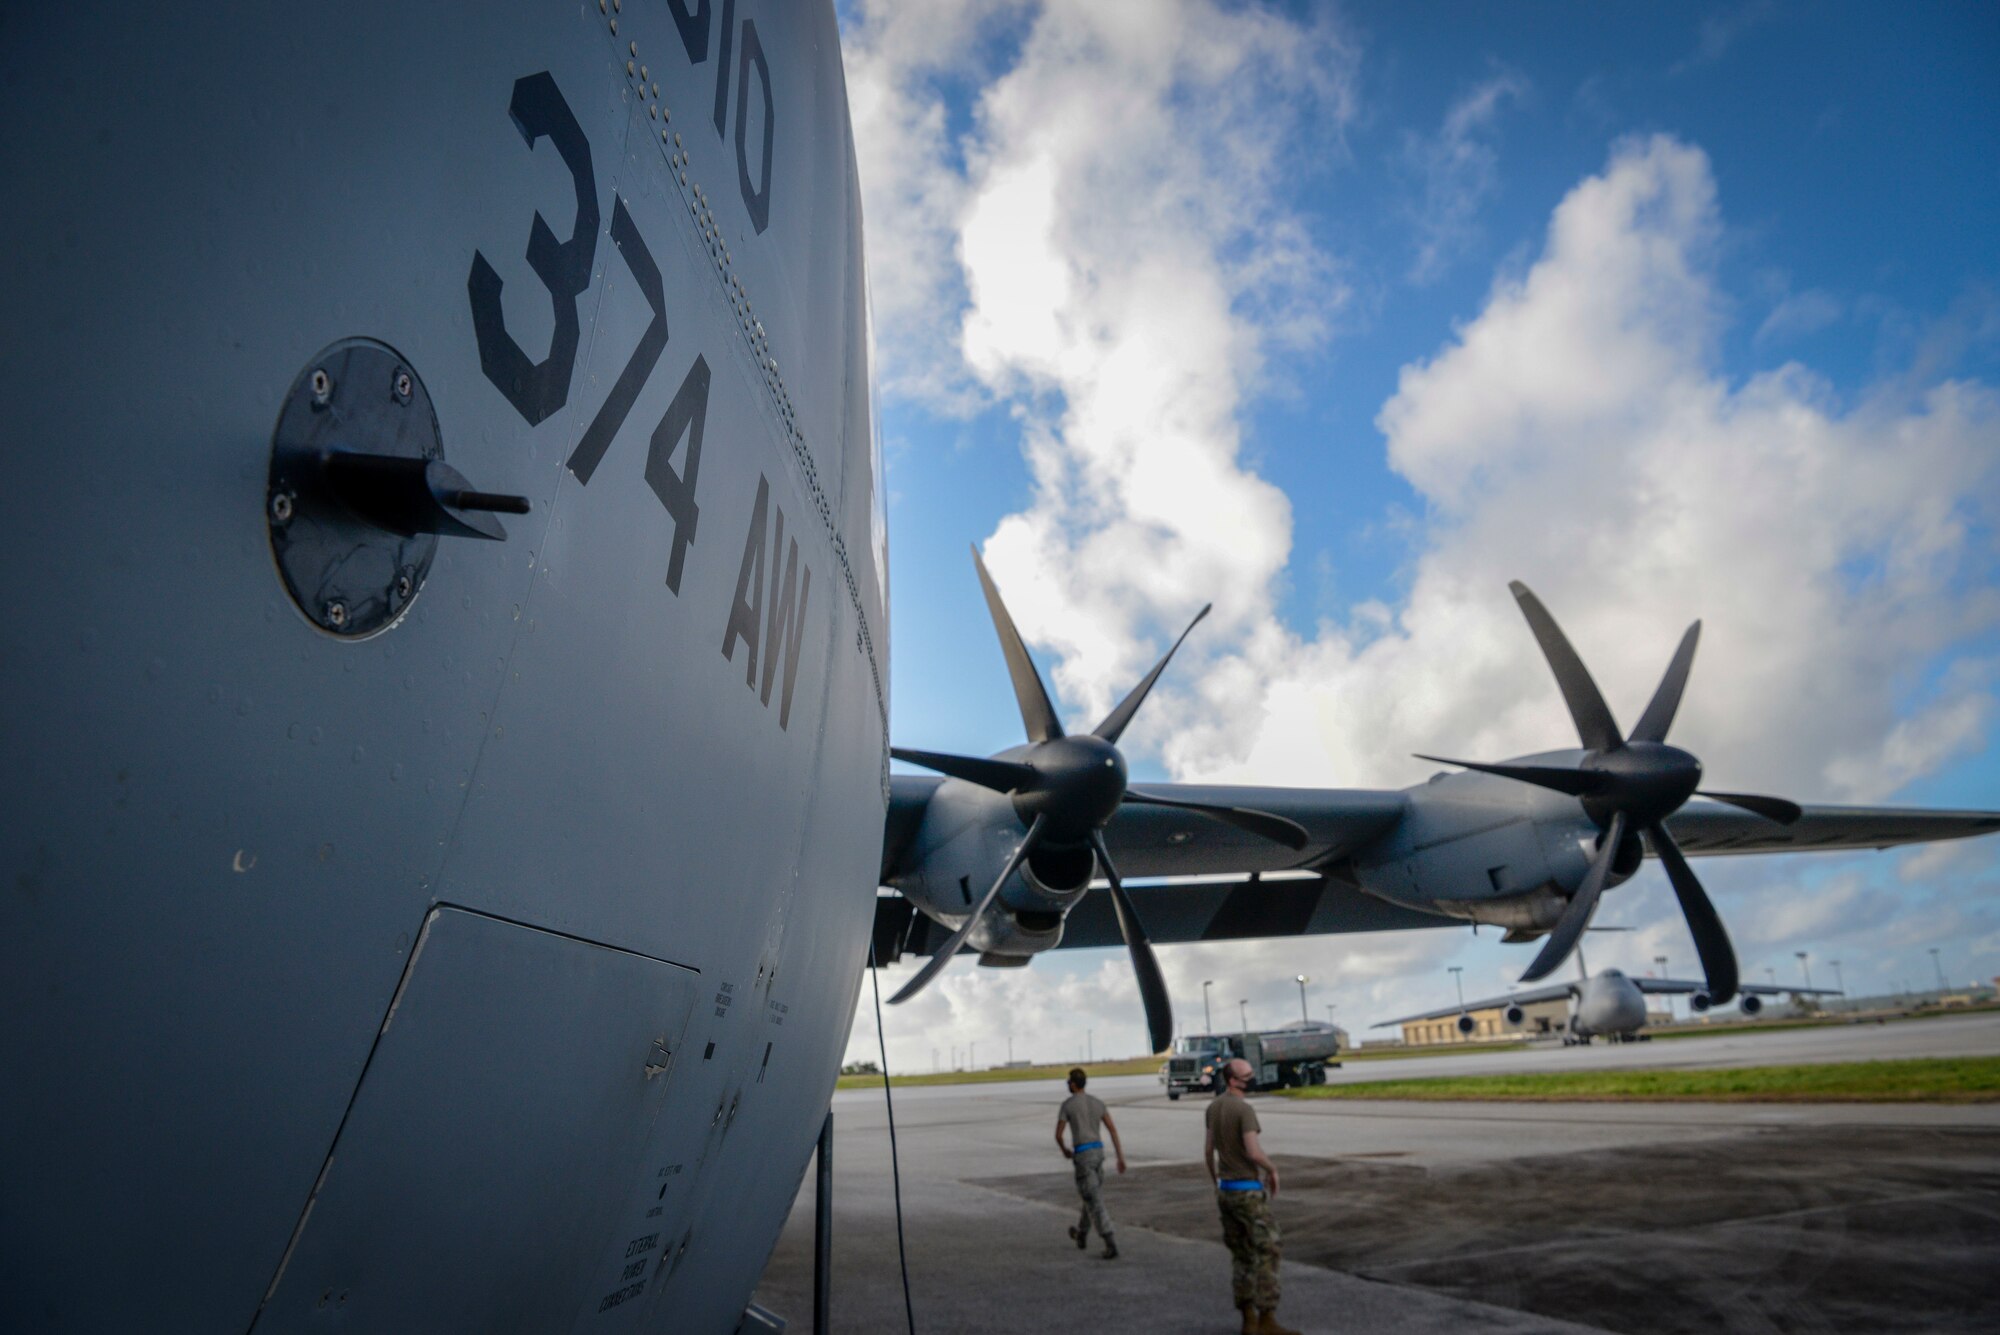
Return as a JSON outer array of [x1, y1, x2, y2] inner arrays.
[[1325, 1003, 1337, 1029], [1239, 999, 1249, 1033], [970, 1040, 976, 1070], [1830, 959, 1846, 1006], [1087, 1029, 1093, 1062], [1765, 967, 1777, 987], [1796, 951, 1812, 990], [1930, 947, 1948, 994], [1294, 974, 1310, 1025], [1203, 980, 1214, 1036], [1448, 966, 1465, 1011], [1655, 954, 1671, 1019]]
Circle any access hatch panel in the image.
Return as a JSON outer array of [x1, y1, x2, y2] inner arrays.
[[253, 907, 698, 1333]]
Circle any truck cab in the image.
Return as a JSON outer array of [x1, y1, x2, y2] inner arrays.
[[1164, 1035, 1231, 1099]]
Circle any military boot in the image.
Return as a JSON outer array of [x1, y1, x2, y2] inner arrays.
[[1255, 1308, 1301, 1335], [1100, 1235, 1119, 1260], [1067, 1223, 1088, 1250], [1237, 1301, 1256, 1334]]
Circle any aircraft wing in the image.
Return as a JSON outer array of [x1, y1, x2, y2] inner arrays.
[[879, 778, 2000, 958], [889, 781, 2000, 879], [1046, 868, 1454, 950], [1636, 977, 1843, 997], [1370, 981, 1580, 1029], [881, 775, 1448, 952], [883, 775, 1407, 879], [1663, 802, 2000, 857]]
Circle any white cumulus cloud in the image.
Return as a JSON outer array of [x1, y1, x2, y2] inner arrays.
[[1175, 135, 2000, 808], [1400, 69, 1528, 285]]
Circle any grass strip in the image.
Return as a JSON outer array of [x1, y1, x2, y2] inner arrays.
[[838, 1039, 1534, 1088], [1646, 1018, 1852, 1040], [836, 1055, 1164, 1090], [1277, 1056, 2000, 1103], [1344, 1041, 1532, 1061]]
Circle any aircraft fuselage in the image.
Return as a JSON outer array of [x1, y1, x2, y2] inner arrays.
[[2, 5, 885, 1331]]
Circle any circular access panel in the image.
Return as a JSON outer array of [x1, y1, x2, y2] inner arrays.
[[267, 339, 442, 638]]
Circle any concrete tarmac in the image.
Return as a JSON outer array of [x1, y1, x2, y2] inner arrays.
[[753, 1013, 2000, 1333]]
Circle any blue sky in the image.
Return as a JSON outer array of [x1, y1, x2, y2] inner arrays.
[[838, 1, 2000, 1069]]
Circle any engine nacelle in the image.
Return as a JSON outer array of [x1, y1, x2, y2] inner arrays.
[[1455, 1013, 1475, 1035], [883, 782, 1098, 964], [1689, 992, 1711, 1012], [1353, 769, 1644, 933], [1740, 994, 1763, 1016], [1503, 1004, 1525, 1026]]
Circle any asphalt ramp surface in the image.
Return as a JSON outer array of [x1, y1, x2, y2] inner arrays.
[[973, 1126, 2000, 1333]]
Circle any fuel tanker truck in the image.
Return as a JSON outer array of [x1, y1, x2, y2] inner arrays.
[[1163, 1021, 1342, 1098]]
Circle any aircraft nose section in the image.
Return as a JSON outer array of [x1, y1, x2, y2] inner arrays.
[[1613, 987, 1651, 1032]]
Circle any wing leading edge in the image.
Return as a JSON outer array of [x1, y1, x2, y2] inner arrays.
[[1372, 981, 1581, 1029], [1664, 802, 2000, 856], [1635, 977, 1844, 997]]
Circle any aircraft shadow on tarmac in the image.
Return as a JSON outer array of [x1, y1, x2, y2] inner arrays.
[[975, 1128, 2000, 1334]]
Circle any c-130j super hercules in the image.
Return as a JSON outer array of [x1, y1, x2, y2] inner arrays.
[[3, 5, 1997, 1333]]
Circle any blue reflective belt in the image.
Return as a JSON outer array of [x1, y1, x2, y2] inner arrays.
[[1218, 1179, 1264, 1192], [1074, 1140, 1102, 1152]]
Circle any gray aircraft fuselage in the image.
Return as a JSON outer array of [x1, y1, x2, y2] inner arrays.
[[1, 5, 885, 1332]]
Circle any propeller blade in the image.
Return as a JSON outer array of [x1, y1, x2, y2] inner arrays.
[[1520, 811, 1627, 982], [1091, 831, 1173, 1055], [1122, 790, 1310, 850], [1630, 621, 1701, 745], [890, 747, 1036, 795], [1509, 582, 1624, 752], [1696, 791, 1803, 825], [1648, 821, 1739, 1005], [972, 546, 1064, 743], [889, 815, 1047, 1005], [1413, 755, 1610, 798], [1093, 603, 1212, 745]]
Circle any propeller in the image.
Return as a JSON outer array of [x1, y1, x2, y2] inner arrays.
[[1416, 582, 1803, 1004], [888, 547, 1310, 1053]]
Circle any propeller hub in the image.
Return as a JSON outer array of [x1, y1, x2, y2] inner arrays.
[[1585, 741, 1701, 825], [1013, 734, 1128, 836]]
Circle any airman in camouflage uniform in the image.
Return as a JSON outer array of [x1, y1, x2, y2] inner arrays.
[[1205, 1058, 1297, 1335], [1055, 1067, 1126, 1259]]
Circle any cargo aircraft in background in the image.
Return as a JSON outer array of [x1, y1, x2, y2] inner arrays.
[[1373, 949, 1845, 1046], [5, 4, 1998, 1334]]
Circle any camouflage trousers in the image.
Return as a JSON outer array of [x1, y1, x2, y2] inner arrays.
[[1072, 1147, 1114, 1239], [1216, 1188, 1280, 1309]]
